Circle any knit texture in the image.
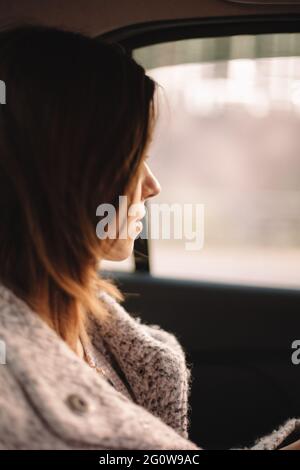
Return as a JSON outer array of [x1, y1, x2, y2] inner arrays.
[[245, 418, 300, 450], [80, 321, 137, 402], [90, 290, 193, 439], [0, 283, 199, 450], [0, 282, 298, 450]]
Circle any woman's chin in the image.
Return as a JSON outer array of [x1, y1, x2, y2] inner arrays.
[[104, 238, 135, 262]]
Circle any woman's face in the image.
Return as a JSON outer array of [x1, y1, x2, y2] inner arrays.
[[103, 159, 161, 261]]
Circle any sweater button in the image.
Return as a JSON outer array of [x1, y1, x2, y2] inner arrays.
[[66, 394, 89, 414]]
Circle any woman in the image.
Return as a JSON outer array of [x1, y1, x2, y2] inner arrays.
[[0, 25, 299, 450]]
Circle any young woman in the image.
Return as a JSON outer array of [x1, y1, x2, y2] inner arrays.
[[0, 25, 299, 450]]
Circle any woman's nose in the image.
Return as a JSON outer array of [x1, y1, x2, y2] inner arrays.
[[143, 164, 161, 200]]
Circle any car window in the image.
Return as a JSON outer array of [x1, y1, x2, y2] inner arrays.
[[133, 32, 300, 289]]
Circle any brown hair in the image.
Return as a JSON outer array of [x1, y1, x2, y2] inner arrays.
[[0, 25, 156, 351]]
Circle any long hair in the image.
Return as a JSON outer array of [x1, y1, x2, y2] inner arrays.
[[0, 25, 156, 351]]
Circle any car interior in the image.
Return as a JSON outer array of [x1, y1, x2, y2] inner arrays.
[[1, 0, 300, 450]]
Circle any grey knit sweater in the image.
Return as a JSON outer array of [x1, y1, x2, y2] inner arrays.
[[0, 282, 299, 450]]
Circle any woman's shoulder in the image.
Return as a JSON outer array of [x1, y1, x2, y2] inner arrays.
[[0, 285, 200, 450]]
